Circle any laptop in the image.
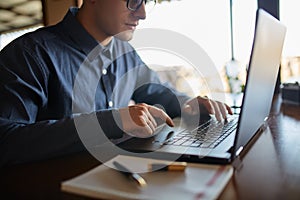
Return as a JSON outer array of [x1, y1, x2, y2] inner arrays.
[[118, 9, 287, 164]]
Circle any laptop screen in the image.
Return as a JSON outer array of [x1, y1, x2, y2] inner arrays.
[[232, 9, 286, 159]]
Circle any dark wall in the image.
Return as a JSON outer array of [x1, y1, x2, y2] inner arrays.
[[258, 0, 279, 19]]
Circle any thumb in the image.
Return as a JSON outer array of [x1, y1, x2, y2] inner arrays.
[[183, 104, 199, 115], [183, 104, 193, 114]]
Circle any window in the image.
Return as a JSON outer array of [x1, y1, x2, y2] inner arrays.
[[280, 1, 300, 83], [135, 0, 257, 97]]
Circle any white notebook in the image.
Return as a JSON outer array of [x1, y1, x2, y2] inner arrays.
[[61, 155, 233, 200]]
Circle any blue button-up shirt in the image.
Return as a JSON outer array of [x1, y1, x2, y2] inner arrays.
[[0, 8, 190, 166]]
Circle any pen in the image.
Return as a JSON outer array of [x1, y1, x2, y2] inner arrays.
[[113, 161, 147, 187], [149, 162, 187, 172]]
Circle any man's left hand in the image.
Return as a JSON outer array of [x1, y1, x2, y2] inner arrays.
[[183, 96, 233, 121]]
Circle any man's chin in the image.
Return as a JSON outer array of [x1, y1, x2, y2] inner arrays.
[[115, 30, 134, 41]]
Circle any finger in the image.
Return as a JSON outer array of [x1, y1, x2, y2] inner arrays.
[[211, 100, 222, 121], [183, 104, 193, 115], [140, 114, 156, 133], [144, 108, 158, 128], [148, 106, 174, 127], [142, 124, 155, 137], [133, 114, 154, 137], [136, 104, 157, 131], [184, 98, 200, 115], [119, 105, 157, 137], [225, 103, 233, 115], [146, 117, 156, 133], [217, 101, 228, 120], [130, 126, 153, 138], [198, 96, 215, 115]]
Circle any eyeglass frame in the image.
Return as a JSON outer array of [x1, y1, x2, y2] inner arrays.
[[126, 0, 156, 12]]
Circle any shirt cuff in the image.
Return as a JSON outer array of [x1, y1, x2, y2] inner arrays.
[[96, 109, 124, 139]]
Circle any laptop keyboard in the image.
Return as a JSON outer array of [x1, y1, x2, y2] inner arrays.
[[164, 116, 238, 149]]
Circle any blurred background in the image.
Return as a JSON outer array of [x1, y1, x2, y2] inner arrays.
[[0, 0, 299, 102]]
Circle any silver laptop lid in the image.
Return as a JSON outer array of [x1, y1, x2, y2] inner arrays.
[[232, 9, 286, 159]]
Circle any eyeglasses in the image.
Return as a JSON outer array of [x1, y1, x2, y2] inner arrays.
[[126, 0, 156, 12]]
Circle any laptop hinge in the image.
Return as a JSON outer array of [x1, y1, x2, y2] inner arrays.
[[232, 146, 244, 170], [232, 155, 243, 171], [236, 146, 244, 156]]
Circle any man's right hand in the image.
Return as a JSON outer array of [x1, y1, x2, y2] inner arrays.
[[119, 103, 174, 138]]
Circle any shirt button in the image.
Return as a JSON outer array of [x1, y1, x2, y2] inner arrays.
[[102, 69, 107, 75], [108, 101, 113, 107]]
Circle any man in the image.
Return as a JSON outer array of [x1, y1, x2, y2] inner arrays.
[[0, 0, 232, 166]]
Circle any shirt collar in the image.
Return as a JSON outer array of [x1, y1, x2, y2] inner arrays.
[[60, 7, 114, 59], [99, 38, 114, 61]]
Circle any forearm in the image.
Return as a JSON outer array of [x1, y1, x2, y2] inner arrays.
[[0, 117, 83, 166], [133, 83, 190, 118], [0, 110, 124, 167]]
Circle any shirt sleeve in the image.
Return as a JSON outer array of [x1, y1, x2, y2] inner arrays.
[[131, 56, 191, 118], [0, 42, 123, 167]]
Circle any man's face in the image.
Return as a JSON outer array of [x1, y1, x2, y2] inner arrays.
[[94, 0, 146, 41]]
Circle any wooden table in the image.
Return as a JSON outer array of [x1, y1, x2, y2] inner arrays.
[[1, 96, 300, 200], [220, 96, 300, 200]]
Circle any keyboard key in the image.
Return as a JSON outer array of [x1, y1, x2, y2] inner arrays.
[[165, 117, 238, 148]]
